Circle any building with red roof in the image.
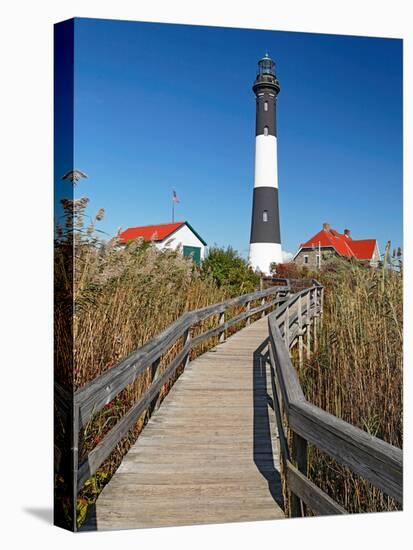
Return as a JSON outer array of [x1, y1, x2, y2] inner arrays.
[[118, 221, 207, 265], [293, 223, 380, 268]]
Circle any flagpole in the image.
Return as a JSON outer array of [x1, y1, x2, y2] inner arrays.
[[172, 189, 179, 222]]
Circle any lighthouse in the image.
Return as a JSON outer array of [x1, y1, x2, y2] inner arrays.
[[248, 53, 282, 274]]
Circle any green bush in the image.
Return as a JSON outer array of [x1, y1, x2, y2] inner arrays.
[[201, 246, 259, 295]]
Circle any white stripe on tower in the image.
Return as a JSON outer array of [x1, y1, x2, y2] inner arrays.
[[249, 243, 282, 274], [248, 53, 282, 274], [253, 134, 278, 188]]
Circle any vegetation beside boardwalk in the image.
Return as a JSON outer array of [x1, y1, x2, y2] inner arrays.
[[201, 245, 259, 294], [54, 198, 259, 527], [281, 258, 403, 513], [55, 198, 402, 526]]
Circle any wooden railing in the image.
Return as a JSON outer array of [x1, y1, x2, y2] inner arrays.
[[56, 277, 402, 529], [64, 282, 290, 502], [267, 280, 403, 516]]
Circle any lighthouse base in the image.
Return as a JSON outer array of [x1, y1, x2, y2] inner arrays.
[[248, 242, 283, 275]]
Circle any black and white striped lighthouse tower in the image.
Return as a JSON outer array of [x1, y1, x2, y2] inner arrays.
[[248, 53, 282, 273]]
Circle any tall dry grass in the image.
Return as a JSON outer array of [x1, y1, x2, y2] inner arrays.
[[55, 199, 229, 385], [54, 198, 252, 526], [295, 258, 402, 513]]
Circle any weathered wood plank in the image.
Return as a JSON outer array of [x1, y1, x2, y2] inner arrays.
[[77, 340, 191, 489], [290, 432, 307, 517], [289, 400, 403, 503], [268, 317, 305, 405], [267, 283, 402, 507], [75, 285, 288, 427], [75, 315, 192, 427], [76, 279, 402, 531], [268, 345, 289, 466], [286, 461, 347, 516], [90, 316, 285, 530]]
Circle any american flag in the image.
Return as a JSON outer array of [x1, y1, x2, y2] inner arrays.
[[172, 190, 180, 204]]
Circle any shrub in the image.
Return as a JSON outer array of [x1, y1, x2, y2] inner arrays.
[[201, 246, 259, 295]]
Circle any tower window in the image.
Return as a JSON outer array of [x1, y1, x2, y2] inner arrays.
[[264, 101, 268, 111], [263, 210, 268, 222], [263, 126, 269, 136], [304, 255, 309, 264]]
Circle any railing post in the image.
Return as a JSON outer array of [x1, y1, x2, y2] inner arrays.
[[320, 286, 324, 327], [306, 291, 311, 358], [219, 310, 225, 343], [298, 294, 303, 369], [183, 327, 191, 369], [290, 432, 308, 517], [147, 356, 162, 416], [284, 305, 290, 350], [261, 296, 266, 318], [151, 356, 161, 382], [246, 301, 251, 326]]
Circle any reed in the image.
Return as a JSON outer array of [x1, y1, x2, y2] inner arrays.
[[296, 258, 402, 513], [54, 199, 255, 526], [55, 200, 402, 521]]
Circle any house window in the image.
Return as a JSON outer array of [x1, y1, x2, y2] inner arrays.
[[316, 254, 321, 268], [263, 126, 269, 136], [263, 210, 268, 222], [264, 101, 268, 111], [303, 255, 309, 265]]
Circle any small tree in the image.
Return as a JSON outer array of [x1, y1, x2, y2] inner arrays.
[[201, 246, 259, 295]]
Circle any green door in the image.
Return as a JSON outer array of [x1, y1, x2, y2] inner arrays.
[[183, 245, 201, 265]]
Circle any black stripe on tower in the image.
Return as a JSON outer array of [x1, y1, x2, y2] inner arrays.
[[250, 187, 281, 243], [255, 92, 277, 137]]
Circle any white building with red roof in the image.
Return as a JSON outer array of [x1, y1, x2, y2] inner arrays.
[[293, 223, 380, 268], [118, 221, 207, 265]]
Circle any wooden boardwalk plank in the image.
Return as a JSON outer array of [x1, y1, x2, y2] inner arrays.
[[88, 317, 285, 530]]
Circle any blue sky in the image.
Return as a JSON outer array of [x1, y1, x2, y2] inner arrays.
[[68, 18, 403, 257]]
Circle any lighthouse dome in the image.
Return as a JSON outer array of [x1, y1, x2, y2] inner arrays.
[[258, 53, 275, 76], [253, 53, 280, 95]]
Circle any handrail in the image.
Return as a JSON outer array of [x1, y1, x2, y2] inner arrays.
[[267, 283, 403, 516], [55, 277, 402, 526], [75, 284, 290, 423], [64, 282, 290, 498]]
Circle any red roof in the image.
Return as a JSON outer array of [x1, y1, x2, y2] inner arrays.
[[347, 239, 377, 260], [119, 222, 184, 244], [299, 227, 377, 260]]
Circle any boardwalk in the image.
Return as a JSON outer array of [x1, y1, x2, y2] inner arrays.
[[89, 317, 285, 530], [61, 281, 401, 531]]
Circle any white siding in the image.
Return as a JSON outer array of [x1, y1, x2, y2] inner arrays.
[[157, 224, 206, 260], [370, 242, 381, 266]]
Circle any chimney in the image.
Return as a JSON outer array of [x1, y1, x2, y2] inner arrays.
[[322, 223, 330, 232], [344, 229, 351, 238]]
